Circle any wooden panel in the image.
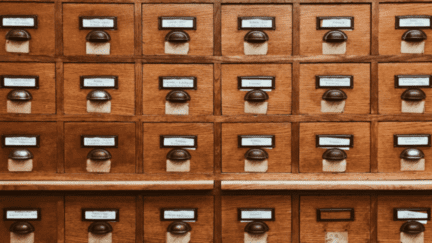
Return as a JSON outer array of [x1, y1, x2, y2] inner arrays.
[[221, 4, 292, 56], [0, 63, 56, 114], [64, 122, 136, 173], [221, 123, 291, 173], [300, 195, 371, 243], [143, 64, 214, 115], [143, 123, 214, 173], [221, 64, 292, 115], [222, 195, 291, 243], [65, 195, 136, 243], [299, 122, 371, 173], [300, 4, 371, 55], [143, 196, 214, 243], [142, 4, 214, 56], [299, 63, 370, 114]]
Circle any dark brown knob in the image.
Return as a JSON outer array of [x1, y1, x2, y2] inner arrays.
[[244, 90, 269, 102], [9, 149, 33, 160], [400, 221, 425, 234], [6, 29, 31, 41], [322, 148, 347, 161], [323, 30, 348, 43], [401, 89, 426, 101], [87, 90, 112, 101], [87, 149, 112, 160], [88, 222, 113, 234], [10, 221, 35, 234], [165, 30, 190, 43], [167, 149, 191, 161], [166, 90, 191, 103], [402, 30, 427, 42], [400, 148, 424, 160], [86, 30, 111, 43], [322, 89, 347, 101], [7, 90, 32, 101], [244, 30, 269, 43], [244, 148, 268, 161], [244, 221, 269, 234], [167, 221, 191, 234]]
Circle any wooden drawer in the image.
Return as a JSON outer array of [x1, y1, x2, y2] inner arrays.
[[0, 3, 55, 56], [143, 64, 213, 116], [65, 195, 136, 243], [221, 4, 292, 56], [300, 196, 371, 243], [221, 64, 292, 115], [222, 123, 291, 173], [0, 196, 61, 242], [64, 63, 135, 116], [299, 63, 370, 114], [222, 195, 291, 243], [143, 123, 214, 174], [142, 4, 213, 56], [300, 4, 371, 55], [0, 122, 57, 173], [64, 122, 136, 173], [0, 63, 55, 115], [299, 122, 370, 173], [63, 3, 134, 56], [144, 196, 214, 243]]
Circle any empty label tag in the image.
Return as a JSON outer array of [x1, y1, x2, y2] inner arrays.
[[164, 137, 195, 146], [162, 78, 195, 88], [241, 19, 273, 28], [318, 77, 352, 88], [397, 76, 431, 87], [241, 137, 273, 146], [85, 211, 116, 220], [397, 136, 429, 146], [399, 18, 431, 28], [321, 18, 352, 28], [84, 137, 116, 146], [319, 137, 350, 146], [82, 18, 115, 28], [162, 19, 194, 28], [2, 18, 35, 27], [6, 210, 38, 220], [83, 78, 116, 88], [5, 137, 37, 146], [240, 210, 273, 220], [163, 210, 196, 220], [3, 78, 36, 88]]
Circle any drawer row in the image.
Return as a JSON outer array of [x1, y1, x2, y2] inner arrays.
[[1, 3, 432, 56], [1, 121, 431, 174]]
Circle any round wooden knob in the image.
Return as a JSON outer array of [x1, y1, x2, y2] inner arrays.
[[165, 90, 191, 103], [322, 89, 347, 101], [244, 30, 269, 43], [166, 149, 191, 161], [402, 30, 427, 42], [244, 149, 268, 161], [322, 148, 347, 161], [401, 89, 426, 101], [87, 90, 112, 101], [400, 221, 425, 234], [86, 30, 111, 43], [9, 149, 33, 160], [7, 90, 32, 101], [400, 148, 424, 160], [88, 222, 113, 234], [244, 90, 269, 102], [10, 221, 34, 234], [244, 221, 269, 234], [167, 221, 191, 234], [165, 30, 190, 43], [87, 149, 112, 160], [6, 29, 31, 41], [323, 30, 347, 43]]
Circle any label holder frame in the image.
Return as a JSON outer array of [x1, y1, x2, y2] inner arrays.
[[160, 208, 198, 221], [237, 76, 276, 90], [158, 17, 197, 30], [81, 208, 120, 222], [80, 135, 119, 148], [160, 135, 198, 149], [158, 76, 197, 90], [237, 208, 276, 221], [3, 208, 41, 221], [237, 17, 276, 30], [393, 134, 431, 147], [315, 75, 354, 89], [80, 75, 119, 89], [316, 16, 354, 30], [1, 75, 39, 89], [0, 15, 38, 29], [394, 75, 432, 88], [393, 208, 431, 221], [317, 208, 355, 222], [79, 16, 118, 30], [316, 134, 354, 148], [395, 15, 432, 29], [1, 135, 40, 148], [237, 135, 276, 148]]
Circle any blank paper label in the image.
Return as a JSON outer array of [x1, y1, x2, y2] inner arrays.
[[241, 79, 273, 88], [399, 18, 431, 27], [398, 136, 429, 146], [162, 19, 194, 28], [6, 210, 38, 220], [84, 137, 116, 146], [319, 137, 351, 146], [241, 19, 273, 28], [2, 18, 35, 27], [85, 211, 116, 220], [321, 18, 352, 28], [82, 19, 115, 28], [164, 210, 195, 220], [83, 78, 116, 88], [319, 77, 351, 87], [164, 137, 195, 146], [397, 210, 428, 224], [162, 78, 195, 88], [5, 137, 37, 146], [240, 210, 273, 220], [4, 78, 36, 87], [398, 77, 430, 87], [241, 137, 273, 146]]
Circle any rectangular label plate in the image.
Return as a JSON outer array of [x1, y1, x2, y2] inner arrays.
[[160, 208, 198, 221], [394, 75, 432, 88], [0, 15, 37, 28], [79, 16, 117, 30], [237, 208, 275, 221], [82, 209, 119, 221], [3, 208, 41, 221], [80, 76, 118, 89], [2, 135, 40, 148], [159, 77, 197, 90], [316, 75, 353, 89], [237, 76, 275, 89], [81, 135, 118, 148], [1, 75, 39, 89], [317, 208, 355, 222], [238, 17, 276, 30], [238, 135, 275, 148], [396, 16, 432, 29], [317, 17, 354, 30], [316, 135, 354, 148], [160, 135, 198, 148], [158, 17, 196, 30], [394, 208, 431, 221], [394, 134, 431, 147]]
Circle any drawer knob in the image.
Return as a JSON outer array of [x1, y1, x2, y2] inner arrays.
[[322, 148, 347, 161], [244, 148, 269, 161], [86, 30, 111, 43], [322, 89, 347, 101], [400, 221, 425, 234], [165, 30, 190, 43], [402, 30, 427, 42], [87, 149, 112, 160], [401, 89, 426, 101], [167, 221, 191, 234], [7, 90, 32, 101], [87, 90, 112, 101], [167, 149, 191, 161], [88, 222, 113, 234], [323, 30, 347, 43], [244, 221, 269, 234], [244, 90, 269, 102], [9, 149, 33, 160], [6, 29, 31, 41], [10, 221, 34, 234], [400, 148, 424, 160], [166, 90, 191, 103], [244, 30, 269, 43]]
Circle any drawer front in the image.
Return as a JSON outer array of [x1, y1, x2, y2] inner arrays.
[[0, 122, 57, 173], [221, 64, 292, 115], [143, 64, 214, 116], [0, 63, 55, 114], [142, 4, 213, 56], [300, 196, 371, 243], [64, 122, 136, 173], [63, 3, 134, 56], [143, 123, 214, 173], [0, 196, 60, 242], [65, 195, 136, 243], [222, 123, 291, 173], [299, 63, 370, 114], [299, 122, 370, 173], [144, 196, 214, 243], [221, 4, 292, 56], [64, 63, 135, 116], [222, 195, 291, 243], [0, 3, 55, 56], [300, 4, 371, 55]]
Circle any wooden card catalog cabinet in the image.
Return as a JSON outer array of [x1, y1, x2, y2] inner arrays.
[[0, 15, 36, 54], [2, 135, 38, 172], [4, 208, 40, 243]]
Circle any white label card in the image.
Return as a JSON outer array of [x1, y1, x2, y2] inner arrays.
[[162, 78, 195, 88], [162, 19, 194, 28], [82, 18, 115, 28], [319, 77, 352, 87], [240, 210, 273, 220], [241, 137, 273, 147], [83, 78, 116, 88], [321, 18, 352, 28], [2, 18, 35, 27], [83, 137, 116, 147], [164, 210, 195, 220], [4, 78, 36, 87], [241, 19, 273, 28], [319, 137, 351, 146], [399, 18, 431, 28], [85, 211, 117, 220], [164, 138, 195, 147], [6, 210, 38, 220], [398, 210, 428, 224], [398, 77, 430, 87], [397, 136, 429, 146], [5, 137, 37, 146], [241, 79, 273, 88]]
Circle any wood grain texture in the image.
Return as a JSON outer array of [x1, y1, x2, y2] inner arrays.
[[299, 63, 371, 114], [221, 64, 292, 115], [221, 4, 292, 56], [299, 122, 371, 173], [142, 4, 214, 56], [222, 195, 291, 242], [300, 4, 371, 55]]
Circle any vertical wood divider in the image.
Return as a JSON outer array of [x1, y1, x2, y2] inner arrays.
[[371, 61, 378, 114], [54, 0, 63, 57], [214, 180, 222, 243], [214, 0, 222, 56], [292, 61, 300, 115], [370, 194, 378, 243], [291, 122, 300, 173], [136, 120, 144, 173], [292, 1, 301, 56], [292, 192, 300, 243], [370, 120, 378, 173], [371, 0, 379, 56], [136, 195, 144, 243], [135, 2, 143, 57], [56, 61, 65, 173], [214, 63, 222, 116], [57, 195, 65, 243]]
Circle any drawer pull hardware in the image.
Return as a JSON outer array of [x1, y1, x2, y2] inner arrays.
[[7, 90, 32, 101], [401, 89, 426, 101], [87, 149, 112, 160], [323, 30, 347, 43], [86, 30, 111, 43], [244, 148, 268, 161], [9, 221, 34, 234], [244, 31, 268, 44], [400, 148, 424, 160], [165, 90, 191, 103], [322, 148, 347, 161], [400, 221, 425, 234], [322, 89, 347, 101], [86, 90, 112, 101], [166, 149, 191, 161], [244, 90, 269, 102], [88, 221, 112, 234], [402, 30, 427, 42], [165, 30, 190, 43], [167, 221, 191, 234], [5, 29, 31, 41], [244, 221, 269, 234], [9, 149, 33, 160]]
